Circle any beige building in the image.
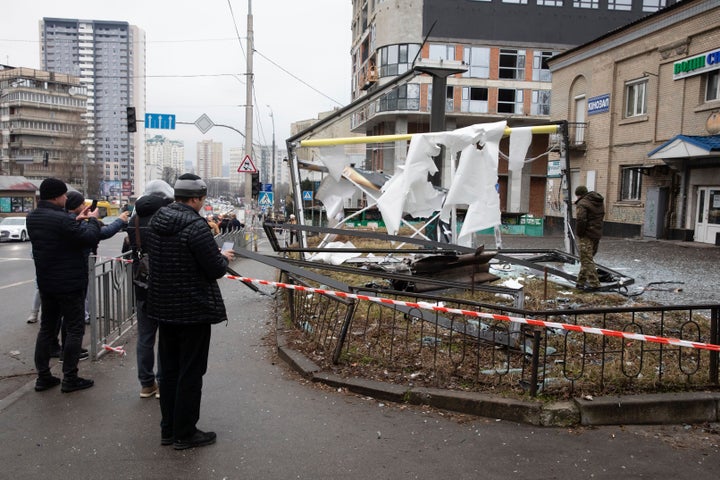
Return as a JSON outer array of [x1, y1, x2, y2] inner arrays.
[[0, 66, 89, 190], [549, 0, 720, 244], [196, 139, 222, 180], [145, 134, 185, 183]]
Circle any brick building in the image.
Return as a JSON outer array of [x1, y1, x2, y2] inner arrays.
[[549, 0, 720, 243]]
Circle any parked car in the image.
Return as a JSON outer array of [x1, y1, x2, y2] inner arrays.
[[0, 217, 30, 242]]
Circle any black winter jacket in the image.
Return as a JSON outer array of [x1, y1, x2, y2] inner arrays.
[[27, 200, 102, 294], [145, 202, 229, 325], [124, 195, 172, 299], [575, 191, 605, 240]]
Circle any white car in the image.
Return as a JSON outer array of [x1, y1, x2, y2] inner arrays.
[[0, 216, 30, 242]]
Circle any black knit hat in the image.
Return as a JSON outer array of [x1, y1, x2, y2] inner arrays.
[[39, 178, 68, 200], [174, 173, 207, 198], [65, 191, 85, 211]]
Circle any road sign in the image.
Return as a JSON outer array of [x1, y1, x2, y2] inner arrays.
[[302, 190, 313, 201], [258, 191, 274, 207], [194, 113, 214, 134], [145, 113, 176, 130], [237, 154, 257, 173], [262, 183, 273, 192]]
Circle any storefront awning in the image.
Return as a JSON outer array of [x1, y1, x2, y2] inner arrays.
[[648, 134, 720, 160]]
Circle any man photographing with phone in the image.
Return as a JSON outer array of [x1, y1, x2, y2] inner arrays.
[[145, 173, 233, 450]]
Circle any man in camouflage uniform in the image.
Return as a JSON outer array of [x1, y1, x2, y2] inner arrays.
[[574, 185, 605, 290]]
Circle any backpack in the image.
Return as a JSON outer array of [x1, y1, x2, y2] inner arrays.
[[132, 215, 150, 289]]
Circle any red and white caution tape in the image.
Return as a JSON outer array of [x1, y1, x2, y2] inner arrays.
[[224, 274, 720, 353], [102, 344, 127, 356]]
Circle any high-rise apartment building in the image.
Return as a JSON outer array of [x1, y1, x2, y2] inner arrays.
[[348, 0, 678, 216], [196, 139, 222, 179], [40, 17, 146, 198], [146, 134, 185, 184]]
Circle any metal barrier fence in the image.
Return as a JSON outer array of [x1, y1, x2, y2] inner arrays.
[[87, 252, 136, 359], [280, 270, 720, 398]]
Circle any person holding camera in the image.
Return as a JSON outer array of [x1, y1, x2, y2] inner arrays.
[[145, 174, 234, 450]]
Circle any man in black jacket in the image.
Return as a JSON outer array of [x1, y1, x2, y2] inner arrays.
[[146, 174, 234, 450], [123, 180, 174, 399], [27, 178, 102, 393]]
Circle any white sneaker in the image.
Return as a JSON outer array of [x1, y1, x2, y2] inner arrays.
[[27, 311, 38, 324]]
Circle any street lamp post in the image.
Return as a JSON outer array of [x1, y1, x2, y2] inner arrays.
[[268, 105, 276, 219]]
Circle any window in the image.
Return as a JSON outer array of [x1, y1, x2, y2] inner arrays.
[[608, 0, 632, 9], [428, 85, 455, 112], [461, 87, 488, 113], [463, 46, 490, 79], [378, 44, 421, 77], [625, 79, 647, 117], [428, 44, 455, 62], [498, 89, 524, 114], [642, 0, 666, 12], [621, 167, 642, 201], [377, 84, 420, 112], [537, 0, 563, 5], [532, 51, 555, 81], [706, 70, 720, 102], [499, 49, 526, 80], [573, 0, 598, 8], [531, 90, 551, 115]]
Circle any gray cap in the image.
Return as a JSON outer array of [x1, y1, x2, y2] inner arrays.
[[174, 174, 207, 197]]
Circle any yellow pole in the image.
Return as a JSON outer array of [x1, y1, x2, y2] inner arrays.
[[298, 124, 560, 148]]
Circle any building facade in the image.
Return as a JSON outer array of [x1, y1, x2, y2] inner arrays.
[[196, 139, 223, 179], [40, 18, 146, 198], [349, 0, 677, 217], [549, 0, 720, 243], [0, 66, 89, 188], [145, 134, 184, 184]]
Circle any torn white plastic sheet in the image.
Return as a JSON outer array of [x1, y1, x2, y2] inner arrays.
[[376, 134, 444, 235], [316, 176, 356, 221], [508, 126, 533, 174], [316, 145, 348, 181], [308, 241, 362, 265], [441, 121, 506, 242]]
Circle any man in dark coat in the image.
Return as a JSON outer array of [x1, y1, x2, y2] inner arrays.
[[146, 174, 234, 450], [27, 178, 102, 393], [123, 180, 174, 399], [574, 185, 605, 289]]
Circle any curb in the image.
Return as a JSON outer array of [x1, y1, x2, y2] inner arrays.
[[276, 318, 720, 426]]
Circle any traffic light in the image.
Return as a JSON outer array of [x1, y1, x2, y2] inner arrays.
[[251, 173, 261, 197], [126, 107, 137, 133]]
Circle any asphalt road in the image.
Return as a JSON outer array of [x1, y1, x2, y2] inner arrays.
[[0, 232, 719, 478]]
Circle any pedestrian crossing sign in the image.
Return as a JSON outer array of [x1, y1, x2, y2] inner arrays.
[[302, 190, 313, 201], [237, 155, 257, 173], [258, 191, 273, 207]]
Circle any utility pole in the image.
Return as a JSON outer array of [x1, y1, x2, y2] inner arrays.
[[268, 105, 275, 219], [243, 0, 254, 203]]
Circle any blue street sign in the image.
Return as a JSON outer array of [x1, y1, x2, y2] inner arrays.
[[302, 190, 313, 201], [145, 113, 176, 130], [262, 183, 273, 192], [258, 191, 274, 207]]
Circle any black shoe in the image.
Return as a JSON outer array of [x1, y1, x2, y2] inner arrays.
[[61, 377, 94, 393], [35, 375, 61, 392], [161, 436, 175, 446], [173, 430, 217, 450]]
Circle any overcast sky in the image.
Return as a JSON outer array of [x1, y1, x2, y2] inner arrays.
[[1, 0, 353, 165]]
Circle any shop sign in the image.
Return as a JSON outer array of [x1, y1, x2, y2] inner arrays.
[[673, 48, 720, 80]]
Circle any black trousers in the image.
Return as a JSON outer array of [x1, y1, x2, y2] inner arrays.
[[158, 322, 211, 440], [35, 290, 85, 380]]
